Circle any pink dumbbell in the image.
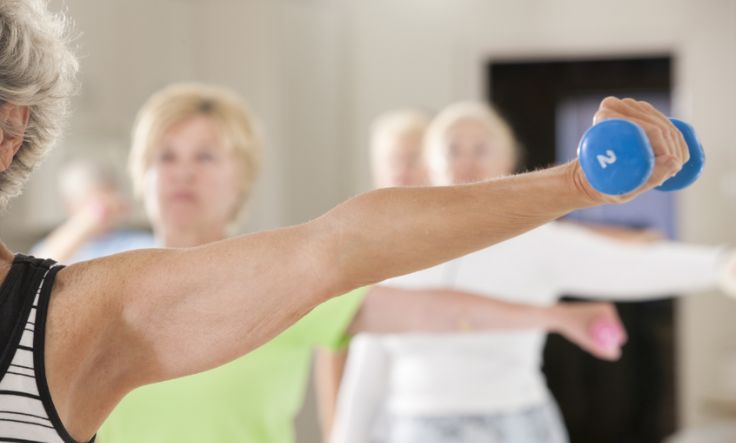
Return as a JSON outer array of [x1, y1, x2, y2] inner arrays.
[[590, 319, 625, 352]]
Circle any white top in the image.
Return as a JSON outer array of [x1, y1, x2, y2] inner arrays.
[[332, 222, 726, 443]]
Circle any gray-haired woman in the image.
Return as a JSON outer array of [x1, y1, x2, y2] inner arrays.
[[0, 1, 693, 442]]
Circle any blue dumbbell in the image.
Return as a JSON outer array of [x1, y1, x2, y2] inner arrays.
[[577, 118, 705, 195]]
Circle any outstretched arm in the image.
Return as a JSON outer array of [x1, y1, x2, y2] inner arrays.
[[314, 347, 350, 441], [33, 190, 130, 263], [547, 222, 730, 299], [328, 337, 391, 443], [349, 286, 623, 358], [115, 163, 603, 381], [565, 221, 664, 243], [46, 98, 686, 441]]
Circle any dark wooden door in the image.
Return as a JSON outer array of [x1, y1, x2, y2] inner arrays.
[[488, 57, 676, 443]]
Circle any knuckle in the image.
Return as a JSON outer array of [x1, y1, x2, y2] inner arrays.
[[622, 98, 638, 107], [600, 96, 620, 109], [638, 100, 655, 111], [646, 125, 665, 143]]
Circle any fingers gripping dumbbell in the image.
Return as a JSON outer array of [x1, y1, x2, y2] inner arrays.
[[578, 118, 705, 195]]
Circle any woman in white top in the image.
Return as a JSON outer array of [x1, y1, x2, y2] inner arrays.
[[330, 102, 736, 443]]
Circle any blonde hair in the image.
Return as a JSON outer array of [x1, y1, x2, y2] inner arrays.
[[425, 102, 520, 184], [129, 83, 262, 219], [0, 0, 78, 209], [370, 109, 430, 177]]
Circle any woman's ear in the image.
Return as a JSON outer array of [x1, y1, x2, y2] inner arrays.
[[0, 104, 30, 171]]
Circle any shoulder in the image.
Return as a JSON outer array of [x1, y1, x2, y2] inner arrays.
[[74, 230, 156, 262], [43, 255, 145, 439]]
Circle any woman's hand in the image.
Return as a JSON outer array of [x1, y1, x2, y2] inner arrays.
[[720, 251, 736, 297], [74, 189, 131, 238], [568, 97, 690, 206], [550, 302, 628, 361]]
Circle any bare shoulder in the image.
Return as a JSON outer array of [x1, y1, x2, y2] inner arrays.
[[43, 249, 166, 439], [48, 251, 149, 331]]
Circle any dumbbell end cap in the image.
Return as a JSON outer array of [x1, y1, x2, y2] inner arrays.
[[656, 118, 706, 192], [578, 119, 654, 195]]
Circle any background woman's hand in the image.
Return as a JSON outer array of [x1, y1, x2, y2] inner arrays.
[[552, 302, 628, 361]]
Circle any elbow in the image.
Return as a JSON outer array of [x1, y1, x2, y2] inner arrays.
[[299, 218, 352, 303], [304, 207, 382, 301]]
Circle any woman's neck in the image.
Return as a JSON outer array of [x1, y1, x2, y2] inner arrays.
[[0, 240, 14, 280], [0, 240, 13, 260], [155, 225, 228, 248]]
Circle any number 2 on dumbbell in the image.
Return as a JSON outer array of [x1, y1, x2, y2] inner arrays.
[[597, 150, 617, 169]]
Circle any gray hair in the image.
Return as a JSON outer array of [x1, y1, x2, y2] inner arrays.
[[370, 109, 430, 165], [0, 0, 78, 209], [425, 101, 520, 185]]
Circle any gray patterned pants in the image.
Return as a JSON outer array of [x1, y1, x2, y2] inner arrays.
[[379, 401, 569, 443]]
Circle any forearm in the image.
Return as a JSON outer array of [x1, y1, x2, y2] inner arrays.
[[34, 217, 97, 262], [350, 286, 561, 334], [348, 288, 628, 362], [328, 337, 389, 443], [597, 244, 725, 298], [322, 162, 591, 293], [314, 349, 349, 442], [555, 233, 727, 299], [571, 222, 664, 243]]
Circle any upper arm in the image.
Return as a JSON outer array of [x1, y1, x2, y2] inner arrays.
[[330, 336, 390, 443], [314, 348, 349, 440], [105, 223, 340, 389], [43, 226, 338, 439]]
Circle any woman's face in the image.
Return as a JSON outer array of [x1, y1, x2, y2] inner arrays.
[[438, 118, 516, 185], [0, 103, 29, 173], [375, 129, 429, 188], [144, 115, 242, 233]]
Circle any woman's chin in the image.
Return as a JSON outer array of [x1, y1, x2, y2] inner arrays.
[[163, 207, 204, 224]]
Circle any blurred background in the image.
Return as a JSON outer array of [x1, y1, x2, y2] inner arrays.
[[2, 0, 736, 441]]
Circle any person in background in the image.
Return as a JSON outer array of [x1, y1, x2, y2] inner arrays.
[[32, 159, 154, 263]]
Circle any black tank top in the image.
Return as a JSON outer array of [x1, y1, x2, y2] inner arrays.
[[0, 254, 95, 442]]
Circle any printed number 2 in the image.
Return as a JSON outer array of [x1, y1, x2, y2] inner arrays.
[[597, 150, 617, 169]]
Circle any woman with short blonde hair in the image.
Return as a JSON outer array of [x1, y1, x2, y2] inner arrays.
[[129, 82, 262, 218]]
